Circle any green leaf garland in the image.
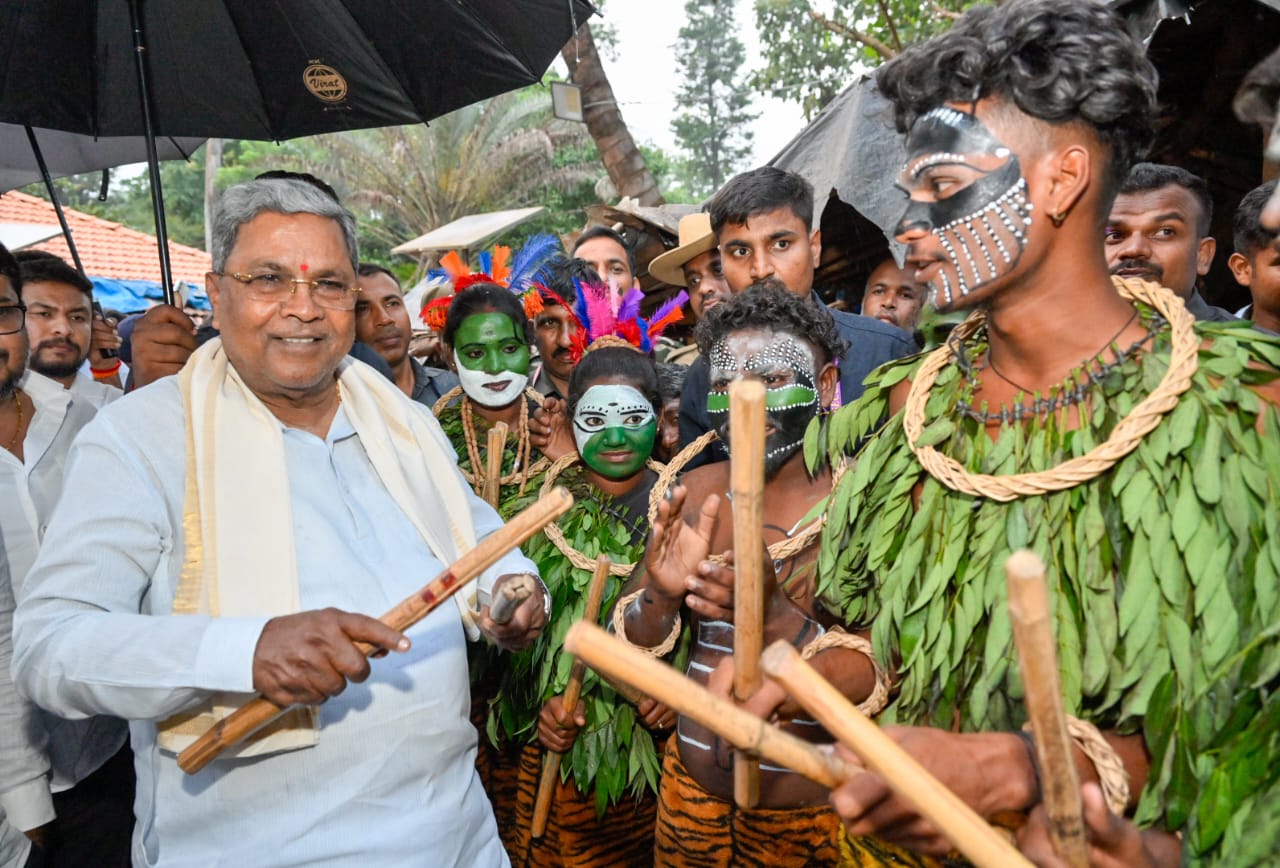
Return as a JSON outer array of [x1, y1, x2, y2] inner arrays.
[[813, 314, 1280, 863]]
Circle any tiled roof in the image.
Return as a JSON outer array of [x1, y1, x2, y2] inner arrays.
[[0, 190, 210, 284]]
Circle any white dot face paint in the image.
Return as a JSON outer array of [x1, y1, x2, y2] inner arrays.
[[892, 106, 1033, 308], [705, 329, 820, 476], [453, 349, 529, 408], [572, 384, 658, 479]]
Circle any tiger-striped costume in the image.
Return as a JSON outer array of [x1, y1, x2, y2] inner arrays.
[[485, 740, 658, 868], [655, 738, 846, 867]]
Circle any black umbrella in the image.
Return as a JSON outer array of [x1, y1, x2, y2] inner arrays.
[[0, 0, 594, 301], [1, 124, 204, 274]]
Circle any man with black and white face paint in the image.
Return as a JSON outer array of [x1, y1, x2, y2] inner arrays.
[[613, 284, 881, 862], [894, 105, 1034, 307], [705, 324, 822, 477]]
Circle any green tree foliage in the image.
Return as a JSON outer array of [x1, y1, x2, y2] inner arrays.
[[302, 86, 603, 264], [751, 0, 979, 121], [670, 0, 758, 198]]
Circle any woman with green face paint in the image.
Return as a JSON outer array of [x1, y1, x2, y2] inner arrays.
[[433, 284, 551, 511], [483, 345, 681, 866]]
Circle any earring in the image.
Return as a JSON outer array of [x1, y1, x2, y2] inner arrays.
[[1049, 210, 1067, 228]]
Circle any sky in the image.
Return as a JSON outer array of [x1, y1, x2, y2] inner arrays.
[[563, 0, 810, 168]]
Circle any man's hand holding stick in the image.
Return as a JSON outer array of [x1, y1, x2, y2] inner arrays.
[[177, 487, 574, 774], [760, 641, 1033, 868], [1006, 549, 1088, 867]]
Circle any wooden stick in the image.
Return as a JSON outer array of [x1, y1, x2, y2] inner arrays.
[[177, 487, 574, 775], [1006, 550, 1088, 868], [481, 421, 509, 509], [489, 573, 535, 625], [729, 378, 766, 808], [563, 621, 856, 789], [531, 555, 612, 838], [761, 641, 1034, 868]]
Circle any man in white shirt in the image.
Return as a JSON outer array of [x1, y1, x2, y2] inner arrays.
[[13, 252, 122, 408], [13, 179, 547, 867], [0, 244, 132, 867]]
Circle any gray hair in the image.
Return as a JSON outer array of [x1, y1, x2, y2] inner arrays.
[[210, 178, 358, 273]]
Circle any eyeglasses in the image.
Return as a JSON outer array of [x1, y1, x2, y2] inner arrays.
[[0, 304, 25, 335], [212, 271, 362, 311]]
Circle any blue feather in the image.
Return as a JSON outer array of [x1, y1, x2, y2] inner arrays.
[[477, 251, 492, 278], [508, 234, 561, 293]]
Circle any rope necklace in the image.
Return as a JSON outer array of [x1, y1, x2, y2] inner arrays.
[[4, 390, 23, 453], [434, 385, 549, 498], [902, 277, 1198, 502]]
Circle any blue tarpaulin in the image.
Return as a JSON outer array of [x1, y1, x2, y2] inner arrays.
[[90, 277, 209, 313]]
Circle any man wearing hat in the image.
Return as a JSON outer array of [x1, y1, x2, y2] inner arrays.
[[648, 213, 732, 365]]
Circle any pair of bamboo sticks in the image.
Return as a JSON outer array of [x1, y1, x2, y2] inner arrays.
[[178, 383, 1091, 867], [550, 381, 1088, 867]]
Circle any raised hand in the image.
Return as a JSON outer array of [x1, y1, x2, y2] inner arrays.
[[645, 485, 721, 604], [529, 397, 573, 461]]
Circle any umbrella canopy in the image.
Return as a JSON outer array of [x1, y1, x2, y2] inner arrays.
[[768, 75, 906, 250], [0, 0, 594, 300], [0, 124, 203, 193], [0, 0, 595, 140]]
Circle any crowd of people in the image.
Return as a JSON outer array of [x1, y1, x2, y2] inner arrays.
[[2, 1, 1279, 866]]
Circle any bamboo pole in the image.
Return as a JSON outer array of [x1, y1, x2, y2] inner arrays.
[[481, 421, 509, 509], [178, 487, 574, 775], [761, 641, 1034, 868], [729, 379, 766, 808], [531, 556, 612, 837], [1006, 549, 1087, 867], [563, 621, 856, 789]]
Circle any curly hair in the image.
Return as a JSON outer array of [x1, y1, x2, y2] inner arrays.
[[876, 0, 1157, 193], [1234, 179, 1279, 258], [694, 280, 846, 365], [441, 282, 534, 348]]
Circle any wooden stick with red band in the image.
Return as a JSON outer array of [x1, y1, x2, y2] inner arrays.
[[531, 555, 612, 838], [729, 379, 767, 808], [177, 486, 574, 775], [761, 641, 1034, 868]]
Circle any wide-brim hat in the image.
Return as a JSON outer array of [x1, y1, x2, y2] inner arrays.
[[648, 212, 716, 287]]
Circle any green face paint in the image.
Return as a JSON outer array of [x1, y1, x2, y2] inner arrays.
[[573, 384, 657, 479], [452, 312, 531, 407], [453, 312, 530, 375]]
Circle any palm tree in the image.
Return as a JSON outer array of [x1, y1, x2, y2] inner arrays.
[[561, 22, 665, 206], [306, 89, 601, 253]]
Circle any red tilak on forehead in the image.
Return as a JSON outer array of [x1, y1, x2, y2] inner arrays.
[[299, 263, 308, 272]]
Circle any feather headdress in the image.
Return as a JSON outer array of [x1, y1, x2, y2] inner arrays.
[[570, 277, 688, 361], [420, 234, 561, 331]]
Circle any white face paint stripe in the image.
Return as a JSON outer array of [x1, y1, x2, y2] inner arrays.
[[454, 350, 529, 407]]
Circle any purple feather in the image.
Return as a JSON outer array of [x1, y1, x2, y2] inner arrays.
[[648, 291, 689, 335], [616, 287, 643, 324]]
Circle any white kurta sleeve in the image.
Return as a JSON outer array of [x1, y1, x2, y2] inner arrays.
[[11, 413, 267, 723]]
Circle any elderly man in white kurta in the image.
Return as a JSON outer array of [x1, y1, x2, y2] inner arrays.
[[12, 178, 548, 867]]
